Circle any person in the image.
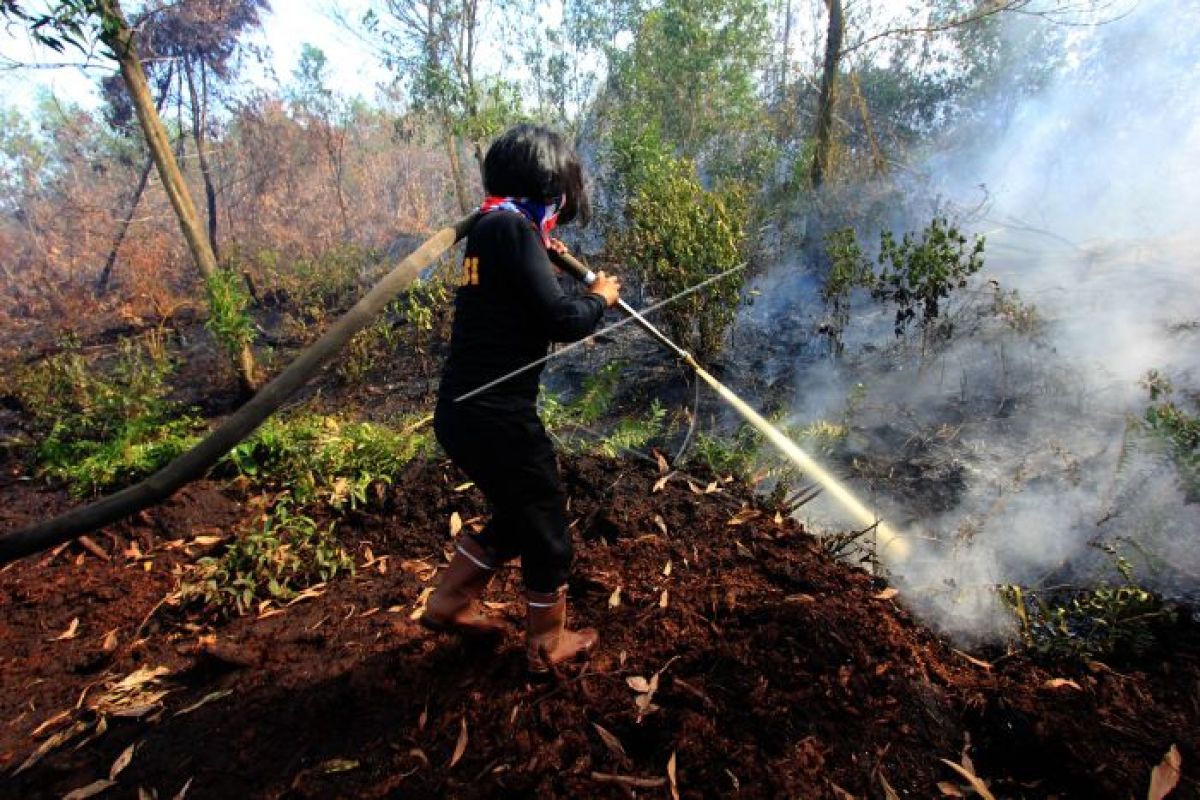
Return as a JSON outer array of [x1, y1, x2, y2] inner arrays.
[[420, 124, 621, 675]]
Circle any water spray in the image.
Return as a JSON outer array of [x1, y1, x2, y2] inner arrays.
[[548, 250, 911, 560]]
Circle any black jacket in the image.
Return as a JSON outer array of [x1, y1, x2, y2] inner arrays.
[[437, 211, 606, 409]]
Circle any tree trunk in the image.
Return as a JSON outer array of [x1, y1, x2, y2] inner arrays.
[[97, 0, 257, 393], [97, 63, 174, 295], [445, 130, 470, 214], [810, 0, 844, 189], [0, 213, 480, 566], [185, 58, 220, 261], [95, 153, 154, 295]]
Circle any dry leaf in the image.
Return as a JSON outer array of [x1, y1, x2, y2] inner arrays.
[[626, 676, 651, 693], [1043, 678, 1083, 691], [653, 515, 669, 536], [171, 777, 193, 800], [592, 722, 629, 761], [410, 587, 435, 620], [608, 586, 622, 608], [951, 649, 994, 670], [189, 535, 224, 547], [873, 587, 899, 601], [667, 751, 680, 800], [686, 480, 704, 495], [735, 541, 755, 559], [174, 690, 233, 716], [286, 584, 327, 606], [704, 480, 719, 493], [101, 629, 119, 653], [51, 617, 80, 641], [16, 721, 91, 774], [30, 709, 72, 739], [726, 507, 761, 526], [320, 759, 360, 773], [63, 779, 116, 800], [452, 481, 474, 491], [659, 589, 669, 609], [653, 450, 669, 475], [879, 772, 901, 800], [1148, 744, 1181, 800], [449, 512, 463, 537], [937, 781, 966, 797], [663, 560, 673, 577], [652, 473, 673, 493], [400, 559, 436, 581], [449, 717, 469, 768], [110, 742, 137, 780], [939, 759, 996, 800], [418, 705, 428, 731], [829, 783, 856, 800], [91, 666, 171, 717]]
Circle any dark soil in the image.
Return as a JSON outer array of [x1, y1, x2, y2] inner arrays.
[[1, 304, 1197, 800], [1, 450, 1197, 799]]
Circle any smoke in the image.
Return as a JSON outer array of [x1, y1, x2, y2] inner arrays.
[[757, 0, 1200, 641]]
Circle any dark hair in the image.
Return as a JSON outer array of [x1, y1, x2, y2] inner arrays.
[[482, 124, 590, 225]]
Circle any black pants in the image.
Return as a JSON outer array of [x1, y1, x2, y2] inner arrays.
[[433, 399, 571, 594]]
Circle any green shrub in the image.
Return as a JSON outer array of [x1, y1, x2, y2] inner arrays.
[[182, 498, 354, 618], [337, 277, 451, 384], [596, 401, 667, 458], [539, 362, 667, 457], [821, 228, 874, 354], [1139, 370, 1200, 499], [689, 425, 762, 480], [620, 151, 747, 361], [819, 217, 986, 352], [203, 268, 255, 357], [1000, 580, 1173, 661], [8, 334, 203, 497], [223, 412, 434, 509], [873, 216, 986, 339]]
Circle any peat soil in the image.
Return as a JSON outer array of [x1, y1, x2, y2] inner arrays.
[[1, 297, 1198, 800], [0, 450, 1197, 800]]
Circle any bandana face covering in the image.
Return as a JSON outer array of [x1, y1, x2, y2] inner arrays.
[[479, 194, 565, 247]]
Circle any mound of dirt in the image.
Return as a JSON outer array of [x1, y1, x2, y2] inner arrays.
[[1, 454, 1197, 799]]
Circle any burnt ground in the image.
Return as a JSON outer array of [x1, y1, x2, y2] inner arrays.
[[0, 451, 1197, 800], [0, 303, 1198, 800]]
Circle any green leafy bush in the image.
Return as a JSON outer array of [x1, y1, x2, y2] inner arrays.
[[182, 499, 354, 618], [873, 217, 986, 338], [596, 401, 667, 458], [1000, 580, 1173, 661], [540, 361, 667, 457], [337, 277, 451, 383], [821, 228, 875, 354], [1139, 370, 1200, 499], [223, 413, 434, 509], [820, 217, 986, 351], [621, 152, 747, 360], [7, 335, 202, 496], [203, 268, 255, 357]]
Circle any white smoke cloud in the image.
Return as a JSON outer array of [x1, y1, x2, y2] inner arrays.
[[760, 0, 1200, 640]]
